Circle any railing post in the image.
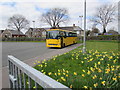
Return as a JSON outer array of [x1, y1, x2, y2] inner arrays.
[[8, 55, 71, 90]]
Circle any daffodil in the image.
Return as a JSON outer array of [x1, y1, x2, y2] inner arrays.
[[87, 70, 91, 75], [54, 73, 57, 76], [66, 70, 69, 73], [61, 77, 66, 81], [84, 57, 87, 59], [33, 86, 36, 88], [66, 74, 68, 77], [81, 61, 84, 63], [82, 74, 85, 77], [43, 72, 46, 74], [70, 85, 72, 88], [27, 82, 29, 84], [101, 81, 105, 86], [109, 56, 113, 59], [74, 72, 77, 75], [82, 70, 86, 72], [58, 73, 61, 75], [37, 61, 40, 63], [48, 72, 52, 75], [112, 77, 117, 81], [92, 75, 97, 79], [98, 68, 102, 72], [83, 86, 88, 89], [105, 68, 110, 73], [41, 70, 44, 72], [100, 77, 102, 80], [94, 83, 98, 88], [100, 58, 104, 61], [53, 58, 56, 60], [113, 59, 117, 63], [63, 73, 66, 75], [98, 61, 100, 65], [58, 69, 60, 72]]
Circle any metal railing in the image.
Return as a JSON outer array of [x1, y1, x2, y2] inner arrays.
[[8, 55, 71, 89]]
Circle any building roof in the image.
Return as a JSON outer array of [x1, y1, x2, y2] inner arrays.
[[6, 29, 25, 35], [44, 25, 82, 31], [58, 26, 82, 31], [0, 30, 4, 34]]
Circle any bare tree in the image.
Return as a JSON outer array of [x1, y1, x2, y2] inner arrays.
[[41, 8, 69, 28], [91, 4, 116, 34], [8, 14, 29, 32]]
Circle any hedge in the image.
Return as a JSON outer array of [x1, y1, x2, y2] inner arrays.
[[1, 35, 120, 41], [2, 37, 46, 41], [78, 35, 120, 41]]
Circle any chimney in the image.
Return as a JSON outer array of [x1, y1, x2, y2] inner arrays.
[[73, 24, 75, 27]]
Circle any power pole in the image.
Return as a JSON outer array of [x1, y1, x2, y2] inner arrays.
[[83, 0, 86, 53], [79, 16, 83, 29]]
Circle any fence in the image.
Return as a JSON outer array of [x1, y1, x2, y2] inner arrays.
[[8, 55, 71, 89]]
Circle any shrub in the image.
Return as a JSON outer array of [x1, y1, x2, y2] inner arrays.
[[2, 37, 46, 41], [78, 35, 120, 41]]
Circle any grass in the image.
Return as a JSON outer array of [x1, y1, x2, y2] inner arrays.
[[34, 40, 120, 89], [86, 40, 119, 53]]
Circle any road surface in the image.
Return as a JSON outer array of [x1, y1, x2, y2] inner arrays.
[[2, 42, 55, 67]]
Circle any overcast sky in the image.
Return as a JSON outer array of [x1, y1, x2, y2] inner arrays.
[[0, 0, 119, 33]]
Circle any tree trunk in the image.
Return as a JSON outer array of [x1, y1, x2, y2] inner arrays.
[[103, 26, 106, 34]]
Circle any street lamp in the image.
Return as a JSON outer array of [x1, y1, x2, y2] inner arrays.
[[79, 15, 83, 29], [32, 21, 35, 28], [83, 0, 86, 53]]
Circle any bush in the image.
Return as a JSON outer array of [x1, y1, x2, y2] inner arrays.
[[78, 35, 120, 41], [2, 37, 46, 41]]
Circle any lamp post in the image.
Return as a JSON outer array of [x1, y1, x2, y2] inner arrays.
[[79, 15, 83, 29], [83, 0, 86, 53], [32, 21, 35, 28]]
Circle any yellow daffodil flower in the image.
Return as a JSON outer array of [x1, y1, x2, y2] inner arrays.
[[112, 77, 117, 81], [101, 81, 105, 86], [82, 74, 85, 77], [82, 70, 86, 72], [94, 83, 98, 88], [58, 73, 61, 75], [83, 86, 88, 89], [48, 72, 52, 75], [70, 85, 72, 88], [74, 72, 77, 75], [87, 70, 91, 75]]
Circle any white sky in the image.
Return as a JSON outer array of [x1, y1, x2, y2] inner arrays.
[[0, 0, 119, 33]]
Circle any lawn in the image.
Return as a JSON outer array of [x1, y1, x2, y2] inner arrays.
[[34, 40, 120, 89]]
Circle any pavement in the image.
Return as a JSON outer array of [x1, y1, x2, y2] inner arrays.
[[1, 43, 82, 89]]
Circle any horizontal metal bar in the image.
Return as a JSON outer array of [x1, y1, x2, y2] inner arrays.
[[8, 55, 71, 89], [9, 75, 17, 83]]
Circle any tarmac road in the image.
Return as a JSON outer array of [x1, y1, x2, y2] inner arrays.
[[2, 42, 55, 67]]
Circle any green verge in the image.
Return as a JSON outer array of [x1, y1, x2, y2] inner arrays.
[[34, 41, 120, 89]]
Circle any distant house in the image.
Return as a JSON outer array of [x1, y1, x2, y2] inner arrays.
[[107, 30, 119, 35], [2, 29, 26, 38], [44, 24, 83, 36], [25, 28, 46, 38], [26, 24, 83, 38], [58, 24, 83, 36], [0, 30, 4, 37], [89, 31, 99, 36]]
